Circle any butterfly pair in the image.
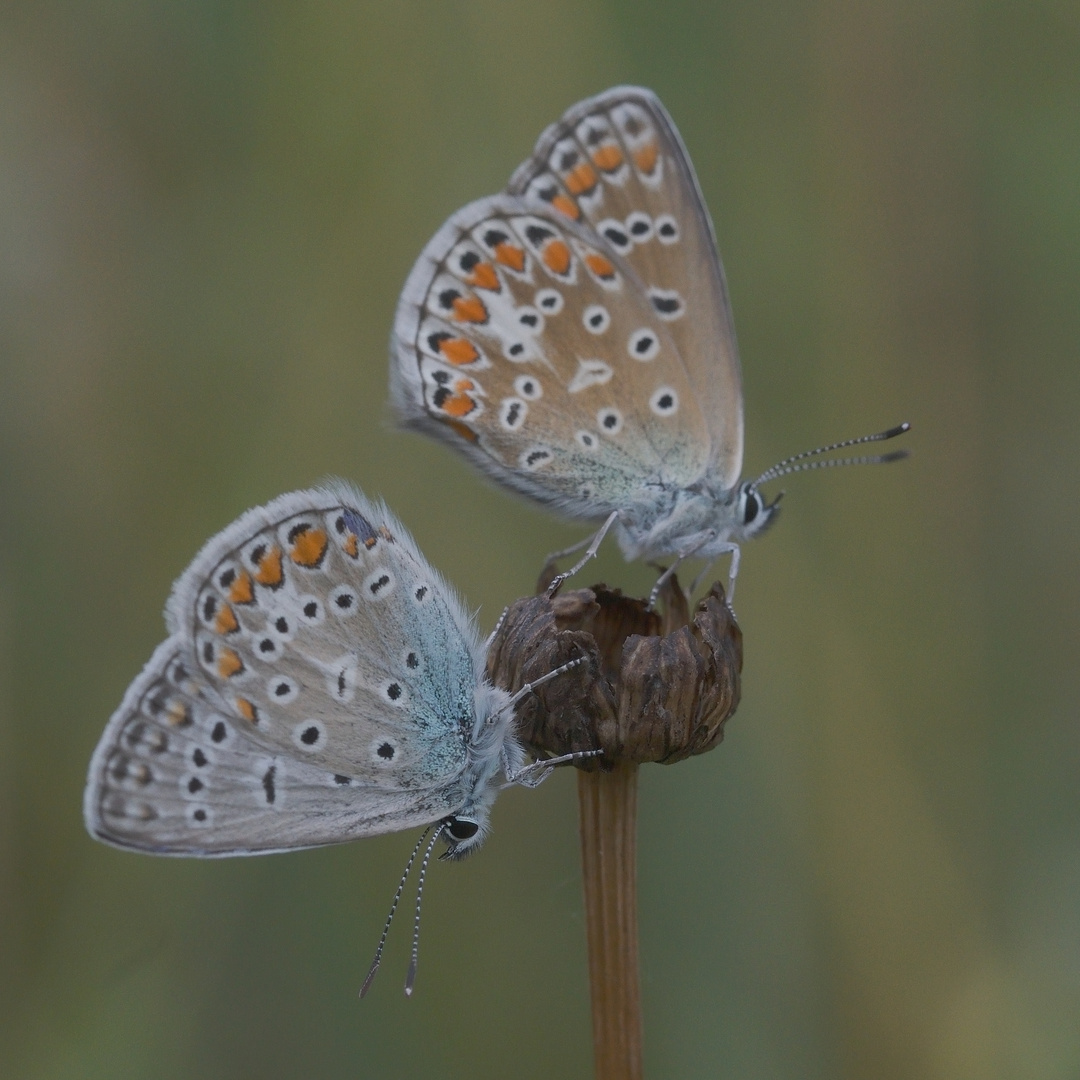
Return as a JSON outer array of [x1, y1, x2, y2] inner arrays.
[[86, 86, 906, 991]]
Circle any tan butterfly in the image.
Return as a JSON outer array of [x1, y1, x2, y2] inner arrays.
[[391, 87, 907, 598]]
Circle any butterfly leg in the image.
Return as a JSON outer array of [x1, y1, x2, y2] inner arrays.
[[688, 559, 718, 598], [484, 605, 511, 652], [506, 748, 604, 788], [647, 531, 720, 611], [545, 510, 620, 596], [682, 542, 743, 607], [722, 543, 741, 606], [492, 655, 587, 723]]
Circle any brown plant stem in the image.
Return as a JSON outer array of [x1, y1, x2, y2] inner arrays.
[[578, 761, 643, 1080], [487, 577, 742, 1080]]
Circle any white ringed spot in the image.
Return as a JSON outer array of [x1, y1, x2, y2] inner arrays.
[[597, 219, 631, 255], [293, 720, 326, 752], [516, 306, 544, 334], [364, 569, 396, 599], [179, 772, 208, 800], [576, 430, 599, 451], [597, 408, 624, 436], [583, 305, 610, 334], [328, 584, 359, 617], [655, 214, 679, 244], [513, 375, 542, 400], [328, 659, 358, 703], [520, 446, 554, 471], [253, 633, 281, 660], [207, 716, 233, 747], [649, 288, 684, 320], [268, 675, 299, 704], [295, 594, 325, 626], [535, 288, 563, 314], [625, 211, 653, 243], [499, 397, 528, 430], [628, 329, 660, 361], [649, 386, 679, 417]]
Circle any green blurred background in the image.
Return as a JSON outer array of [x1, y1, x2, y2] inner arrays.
[[2, 2, 1078, 1077]]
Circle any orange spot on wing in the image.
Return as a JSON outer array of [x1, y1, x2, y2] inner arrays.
[[214, 605, 239, 635], [592, 144, 624, 172], [493, 242, 526, 272], [442, 395, 474, 418], [228, 570, 254, 605], [378, 525, 394, 542], [167, 699, 192, 727], [439, 337, 480, 365], [217, 648, 244, 679], [564, 162, 598, 195], [235, 697, 258, 723], [290, 528, 328, 568], [254, 547, 283, 587], [364, 535, 377, 549], [444, 419, 478, 443], [551, 194, 580, 220], [542, 239, 572, 276], [452, 295, 488, 323], [343, 533, 359, 558], [634, 142, 659, 174], [585, 253, 616, 280], [466, 262, 500, 291], [441, 378, 479, 419]]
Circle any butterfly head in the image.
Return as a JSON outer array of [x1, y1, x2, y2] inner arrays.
[[440, 814, 486, 860], [733, 423, 912, 543], [731, 481, 783, 542]]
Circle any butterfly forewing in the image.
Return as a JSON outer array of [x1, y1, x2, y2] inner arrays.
[[392, 192, 711, 518], [508, 86, 744, 488], [85, 640, 452, 855], [165, 490, 476, 787]]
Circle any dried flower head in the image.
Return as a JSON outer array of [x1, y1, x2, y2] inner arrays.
[[486, 580, 742, 769]]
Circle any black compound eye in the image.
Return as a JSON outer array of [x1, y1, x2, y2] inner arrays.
[[446, 817, 479, 842], [743, 491, 759, 525]]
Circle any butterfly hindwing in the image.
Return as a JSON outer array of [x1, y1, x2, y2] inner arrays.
[[392, 192, 711, 519], [508, 85, 745, 488]]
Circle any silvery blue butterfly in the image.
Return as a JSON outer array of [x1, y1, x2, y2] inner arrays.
[[85, 485, 583, 991], [391, 86, 907, 598]]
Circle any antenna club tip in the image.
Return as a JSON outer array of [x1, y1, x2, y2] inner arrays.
[[887, 422, 911, 437]]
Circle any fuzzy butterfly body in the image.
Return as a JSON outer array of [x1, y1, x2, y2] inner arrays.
[[85, 486, 524, 858], [391, 86, 769, 566]]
